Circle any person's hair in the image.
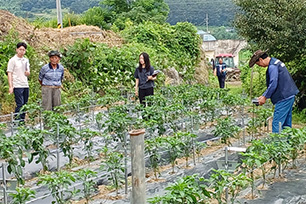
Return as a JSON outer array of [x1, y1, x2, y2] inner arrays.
[[16, 42, 27, 50], [138, 52, 151, 72], [260, 53, 268, 59], [257, 53, 268, 62]]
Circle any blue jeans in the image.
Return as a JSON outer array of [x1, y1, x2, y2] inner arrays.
[[272, 96, 295, 133], [14, 88, 29, 122]]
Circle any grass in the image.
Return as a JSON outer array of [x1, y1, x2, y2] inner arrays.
[[292, 108, 306, 125], [226, 81, 243, 95]]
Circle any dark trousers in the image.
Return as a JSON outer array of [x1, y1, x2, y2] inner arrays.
[[218, 76, 226, 88], [139, 87, 154, 105], [14, 88, 29, 121]]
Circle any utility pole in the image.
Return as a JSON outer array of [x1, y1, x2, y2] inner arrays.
[[56, 0, 63, 28], [206, 13, 209, 32]]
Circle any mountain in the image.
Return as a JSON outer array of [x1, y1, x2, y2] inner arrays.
[[0, 0, 236, 26], [164, 0, 237, 26], [0, 0, 100, 19]]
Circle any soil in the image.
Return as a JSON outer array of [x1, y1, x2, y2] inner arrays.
[[0, 10, 123, 52]]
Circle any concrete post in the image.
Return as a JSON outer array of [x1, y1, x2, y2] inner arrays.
[[56, 0, 63, 28], [129, 129, 146, 204]]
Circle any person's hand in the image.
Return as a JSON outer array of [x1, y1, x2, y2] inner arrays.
[[8, 86, 13, 94], [25, 71, 30, 76], [148, 75, 157, 81], [135, 88, 138, 97], [258, 96, 266, 105]]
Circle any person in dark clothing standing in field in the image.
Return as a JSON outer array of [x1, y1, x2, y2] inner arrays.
[[249, 50, 299, 133], [214, 58, 227, 88], [39, 51, 64, 111], [134, 52, 156, 105]]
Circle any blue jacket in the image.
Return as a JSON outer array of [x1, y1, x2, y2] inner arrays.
[[264, 58, 299, 104], [215, 63, 226, 77]]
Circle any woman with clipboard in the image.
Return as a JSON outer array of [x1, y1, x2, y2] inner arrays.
[[134, 52, 157, 105]]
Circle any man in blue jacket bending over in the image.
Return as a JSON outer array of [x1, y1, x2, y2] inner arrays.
[[249, 50, 299, 133]]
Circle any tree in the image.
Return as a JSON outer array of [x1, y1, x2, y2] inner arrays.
[[101, 0, 131, 14], [233, 0, 306, 109], [82, 6, 113, 29], [110, 0, 169, 30]]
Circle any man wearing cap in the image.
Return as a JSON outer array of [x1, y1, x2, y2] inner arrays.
[[39, 51, 64, 111], [7, 42, 30, 123], [249, 50, 299, 133]]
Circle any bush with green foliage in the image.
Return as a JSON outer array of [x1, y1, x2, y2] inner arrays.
[[61, 20, 201, 92], [121, 21, 201, 79]]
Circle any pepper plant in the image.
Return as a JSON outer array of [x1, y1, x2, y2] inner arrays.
[[255, 106, 273, 130], [80, 128, 100, 163], [75, 168, 97, 204], [222, 94, 245, 116], [38, 170, 77, 204], [213, 117, 240, 145], [195, 141, 207, 162], [207, 169, 232, 204], [164, 103, 186, 133], [60, 124, 79, 166], [176, 131, 197, 167], [104, 105, 132, 143], [0, 132, 25, 185], [22, 128, 50, 172], [95, 112, 104, 132], [267, 133, 292, 177], [199, 99, 219, 123], [145, 136, 164, 179], [148, 174, 211, 204], [242, 139, 269, 188], [241, 151, 264, 198], [282, 127, 306, 168], [100, 151, 125, 196], [143, 104, 166, 136], [20, 102, 42, 127], [43, 111, 70, 129], [163, 136, 183, 173], [228, 173, 251, 204], [9, 186, 36, 204]]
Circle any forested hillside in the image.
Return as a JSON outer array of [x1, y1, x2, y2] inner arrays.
[[165, 0, 236, 26], [0, 0, 100, 18], [0, 0, 235, 26]]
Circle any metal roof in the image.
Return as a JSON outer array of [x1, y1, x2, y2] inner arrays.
[[197, 30, 217, 41]]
